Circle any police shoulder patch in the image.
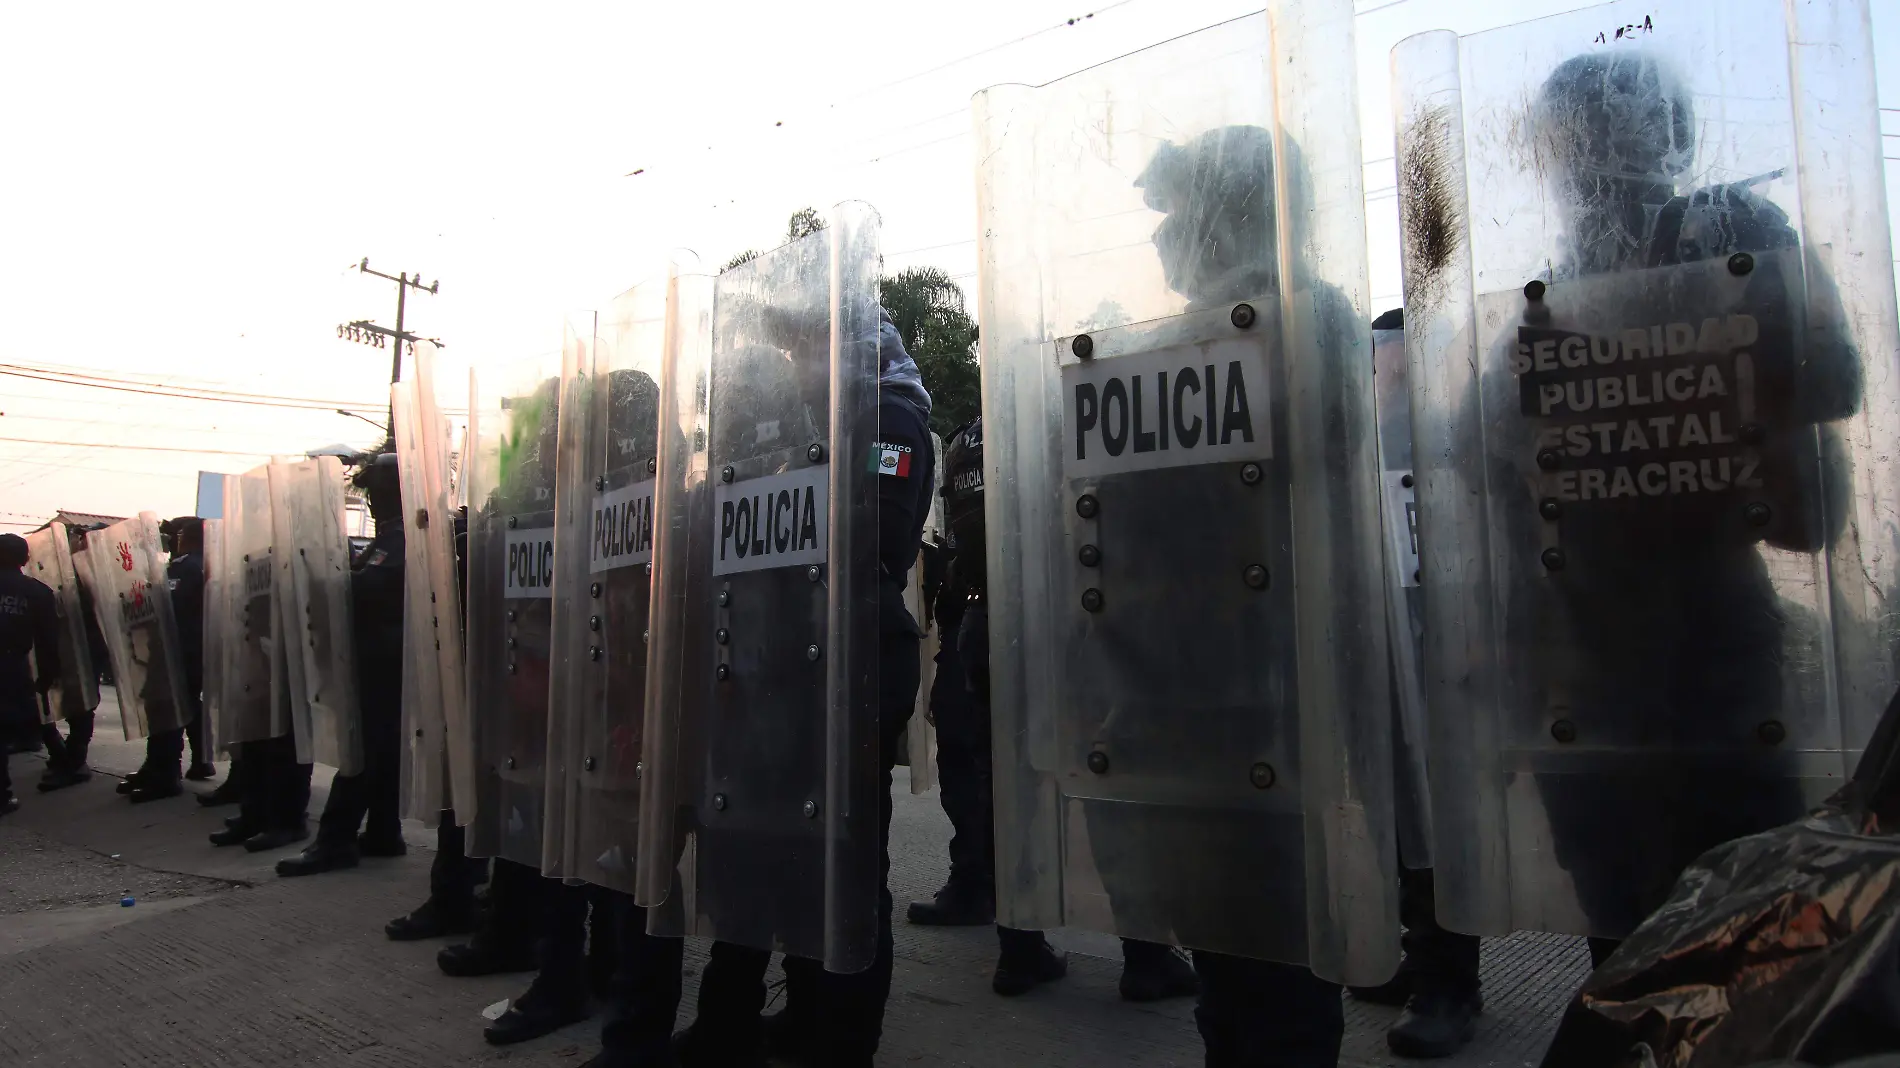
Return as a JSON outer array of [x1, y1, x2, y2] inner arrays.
[[868, 442, 913, 477]]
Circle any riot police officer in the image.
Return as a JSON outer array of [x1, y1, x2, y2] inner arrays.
[[37, 523, 99, 792], [279, 449, 411, 876], [0, 532, 61, 814], [913, 419, 1200, 1000], [676, 301, 937, 1068]]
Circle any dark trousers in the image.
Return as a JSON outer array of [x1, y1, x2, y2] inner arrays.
[[1398, 866, 1481, 996], [694, 629, 920, 1064], [931, 604, 993, 896], [1196, 952, 1343, 1068], [237, 734, 312, 832], [140, 692, 202, 783], [430, 810, 486, 910], [41, 709, 94, 771], [484, 857, 547, 950], [316, 695, 403, 846], [597, 894, 686, 1064], [536, 880, 603, 1006]]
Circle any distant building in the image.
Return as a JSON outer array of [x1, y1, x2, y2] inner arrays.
[[32, 509, 127, 534]]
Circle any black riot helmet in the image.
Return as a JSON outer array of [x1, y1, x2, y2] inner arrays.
[[1534, 50, 1695, 274], [942, 418, 986, 594], [351, 435, 403, 531], [1136, 124, 1286, 307]]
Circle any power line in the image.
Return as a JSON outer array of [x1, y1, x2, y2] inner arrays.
[[0, 364, 389, 412], [0, 434, 283, 457]]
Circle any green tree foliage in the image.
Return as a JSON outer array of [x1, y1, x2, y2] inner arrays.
[[785, 207, 826, 240], [879, 266, 979, 436]]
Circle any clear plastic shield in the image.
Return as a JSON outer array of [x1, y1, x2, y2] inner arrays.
[[904, 434, 945, 795], [268, 460, 316, 763], [282, 457, 364, 774], [201, 518, 226, 751], [1372, 322, 1434, 870], [217, 466, 281, 747], [466, 349, 564, 866], [973, 5, 1397, 982], [638, 204, 886, 972], [394, 342, 474, 824], [24, 523, 99, 723], [1391, 0, 1900, 938], [544, 278, 676, 890], [84, 513, 190, 739]]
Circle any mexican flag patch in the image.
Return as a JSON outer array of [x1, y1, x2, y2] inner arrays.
[[869, 442, 912, 477]]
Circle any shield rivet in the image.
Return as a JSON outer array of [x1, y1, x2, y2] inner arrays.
[[716, 664, 730, 681], [1230, 303, 1257, 330], [806, 644, 822, 662], [1758, 720, 1786, 745], [712, 793, 728, 811], [1086, 750, 1109, 775], [594, 475, 606, 491], [508, 660, 518, 675], [1536, 450, 1561, 471], [506, 756, 517, 770], [589, 646, 601, 661], [1539, 498, 1562, 521], [643, 629, 649, 644], [1077, 544, 1101, 567], [1080, 588, 1104, 612], [635, 762, 644, 778], [508, 515, 518, 529], [1073, 333, 1095, 359], [1728, 252, 1755, 276], [415, 728, 424, 738], [806, 565, 822, 582], [589, 615, 601, 631], [583, 757, 596, 771], [1523, 279, 1546, 301], [1541, 547, 1566, 571], [1075, 494, 1099, 519], [1400, 473, 1415, 489], [718, 590, 730, 607], [716, 628, 729, 645], [416, 508, 430, 529], [802, 800, 819, 819], [647, 457, 657, 475], [807, 443, 825, 463], [721, 466, 734, 483], [1249, 762, 1276, 789], [1744, 502, 1772, 527], [507, 609, 518, 623], [507, 637, 517, 649], [1243, 565, 1269, 590], [1551, 719, 1578, 744], [1240, 462, 1263, 486], [645, 562, 653, 576], [590, 582, 602, 598]]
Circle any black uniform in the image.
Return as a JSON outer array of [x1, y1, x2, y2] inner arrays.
[[0, 549, 61, 803], [684, 344, 936, 1068], [313, 524, 405, 849]]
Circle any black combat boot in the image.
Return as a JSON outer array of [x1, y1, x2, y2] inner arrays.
[[904, 881, 995, 926], [437, 932, 538, 977], [1349, 967, 1415, 1006], [1119, 939, 1200, 1002], [242, 822, 309, 853], [992, 932, 1068, 996], [356, 829, 407, 857], [386, 898, 478, 941], [276, 838, 361, 877], [1387, 988, 1482, 1059]]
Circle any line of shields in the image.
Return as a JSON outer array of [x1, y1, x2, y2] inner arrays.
[[81, 0, 1896, 1057]]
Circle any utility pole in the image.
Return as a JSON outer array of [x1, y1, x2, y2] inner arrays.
[[336, 258, 440, 384]]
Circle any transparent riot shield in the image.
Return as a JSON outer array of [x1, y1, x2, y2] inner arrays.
[[903, 433, 944, 795], [395, 341, 474, 825], [281, 457, 363, 774], [641, 204, 887, 971], [268, 460, 316, 762], [973, 5, 1397, 982], [1392, 0, 1900, 939], [466, 349, 564, 866], [85, 513, 191, 740], [24, 523, 99, 724], [216, 465, 281, 747], [544, 274, 681, 890], [1372, 318, 1434, 871], [201, 517, 226, 751]]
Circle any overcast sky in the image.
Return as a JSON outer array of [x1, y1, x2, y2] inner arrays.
[[3, 0, 1897, 527]]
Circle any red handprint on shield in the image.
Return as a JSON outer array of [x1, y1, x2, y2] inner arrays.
[[117, 542, 134, 571], [130, 580, 147, 613]]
